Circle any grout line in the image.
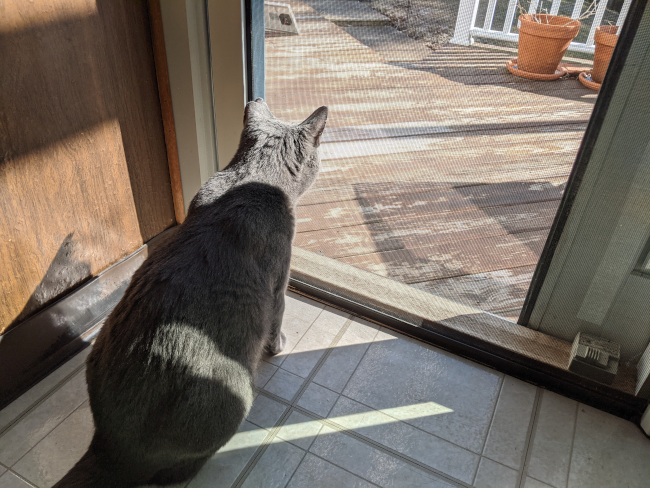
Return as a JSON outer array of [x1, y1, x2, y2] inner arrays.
[[11, 399, 90, 475], [335, 390, 481, 457], [473, 374, 506, 485], [269, 305, 327, 368], [303, 421, 324, 453], [280, 430, 309, 488], [0, 358, 88, 439], [336, 325, 382, 396], [0, 370, 88, 481], [289, 316, 354, 405], [564, 401, 580, 488], [231, 406, 295, 488], [292, 406, 468, 488], [306, 451, 384, 488], [516, 387, 544, 488], [481, 455, 528, 474], [480, 374, 506, 456], [6, 469, 39, 487]]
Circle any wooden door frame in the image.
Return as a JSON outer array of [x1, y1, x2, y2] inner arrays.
[[0, 0, 261, 408]]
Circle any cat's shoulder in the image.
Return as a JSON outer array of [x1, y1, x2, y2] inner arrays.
[[217, 182, 293, 234]]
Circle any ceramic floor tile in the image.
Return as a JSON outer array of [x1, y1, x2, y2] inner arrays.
[[13, 402, 93, 488], [523, 477, 553, 488], [482, 376, 537, 470], [473, 458, 518, 488], [240, 437, 304, 488], [286, 453, 375, 488], [246, 394, 288, 430], [0, 467, 5, 479], [311, 424, 455, 487], [276, 411, 323, 451], [280, 308, 349, 378], [188, 421, 268, 488], [312, 318, 379, 393], [0, 370, 88, 466], [567, 403, 650, 488], [527, 390, 577, 488], [328, 396, 479, 484], [309, 307, 350, 334], [284, 293, 325, 323], [0, 346, 91, 434], [263, 369, 306, 402], [255, 361, 278, 388], [297, 383, 339, 417], [0, 471, 34, 488], [267, 313, 322, 367], [341, 331, 502, 454]]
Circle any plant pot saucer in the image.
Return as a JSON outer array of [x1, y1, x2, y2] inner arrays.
[[579, 71, 601, 91], [506, 58, 567, 81]]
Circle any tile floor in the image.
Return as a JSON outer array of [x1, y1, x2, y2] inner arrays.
[[1, 292, 649, 488]]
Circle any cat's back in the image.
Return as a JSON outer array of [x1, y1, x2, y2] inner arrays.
[[93, 181, 294, 349], [85, 182, 295, 451]]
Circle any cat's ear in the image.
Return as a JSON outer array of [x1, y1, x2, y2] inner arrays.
[[300, 106, 328, 147], [244, 98, 272, 126]]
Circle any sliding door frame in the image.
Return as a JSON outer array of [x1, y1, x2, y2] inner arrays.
[[518, 0, 649, 326]]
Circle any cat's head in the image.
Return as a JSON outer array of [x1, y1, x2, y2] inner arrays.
[[238, 98, 328, 204]]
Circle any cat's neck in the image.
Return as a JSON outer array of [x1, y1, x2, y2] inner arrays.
[[189, 163, 299, 213]]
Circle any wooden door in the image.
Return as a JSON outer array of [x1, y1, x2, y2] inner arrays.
[[0, 0, 176, 333]]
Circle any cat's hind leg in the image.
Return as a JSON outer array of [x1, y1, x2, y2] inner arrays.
[[265, 289, 287, 355], [266, 329, 287, 355]]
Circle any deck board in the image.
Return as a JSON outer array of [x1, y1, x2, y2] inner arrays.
[[266, 0, 595, 319]]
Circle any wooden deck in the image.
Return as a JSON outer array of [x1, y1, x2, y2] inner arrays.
[[265, 0, 597, 321]]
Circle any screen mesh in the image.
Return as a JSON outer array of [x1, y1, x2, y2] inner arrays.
[[264, 0, 614, 322]]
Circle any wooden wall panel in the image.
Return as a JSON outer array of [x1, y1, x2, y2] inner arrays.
[[0, 0, 175, 333]]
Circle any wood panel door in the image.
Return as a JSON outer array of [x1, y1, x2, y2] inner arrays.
[[0, 0, 176, 333]]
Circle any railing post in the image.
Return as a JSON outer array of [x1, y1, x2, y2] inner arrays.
[[450, 0, 480, 46]]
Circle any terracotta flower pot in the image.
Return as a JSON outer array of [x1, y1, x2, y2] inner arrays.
[[517, 14, 581, 74], [592, 25, 619, 84]]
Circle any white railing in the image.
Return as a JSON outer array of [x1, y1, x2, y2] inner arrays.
[[450, 0, 632, 53]]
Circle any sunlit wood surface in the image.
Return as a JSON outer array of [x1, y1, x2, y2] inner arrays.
[[266, 0, 597, 321]]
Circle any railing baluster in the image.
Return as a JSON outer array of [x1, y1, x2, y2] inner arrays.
[[571, 0, 584, 19], [502, 0, 519, 33], [585, 0, 609, 45], [450, 0, 481, 45], [616, 0, 632, 28], [483, 0, 499, 30], [549, 0, 562, 16]]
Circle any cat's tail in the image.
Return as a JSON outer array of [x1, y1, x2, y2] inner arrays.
[[53, 446, 127, 488]]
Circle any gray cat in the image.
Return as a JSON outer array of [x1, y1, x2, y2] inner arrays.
[[54, 99, 328, 488]]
